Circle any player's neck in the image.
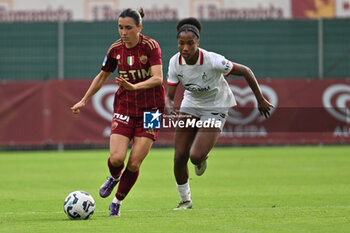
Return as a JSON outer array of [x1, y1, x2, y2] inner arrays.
[[184, 50, 199, 65]]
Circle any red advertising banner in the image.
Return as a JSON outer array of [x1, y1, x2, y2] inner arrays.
[[0, 81, 45, 145], [0, 79, 349, 146], [220, 79, 350, 145], [292, 0, 335, 18]]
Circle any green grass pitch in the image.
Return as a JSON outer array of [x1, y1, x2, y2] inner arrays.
[[0, 146, 350, 233]]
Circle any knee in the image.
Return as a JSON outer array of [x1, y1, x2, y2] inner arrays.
[[190, 155, 201, 165], [109, 153, 124, 167], [127, 161, 141, 172], [174, 151, 189, 167], [190, 151, 206, 165]]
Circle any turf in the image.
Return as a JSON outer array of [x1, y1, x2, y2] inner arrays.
[[0, 146, 350, 233]]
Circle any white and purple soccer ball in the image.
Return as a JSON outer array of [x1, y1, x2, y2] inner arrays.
[[63, 191, 95, 220]]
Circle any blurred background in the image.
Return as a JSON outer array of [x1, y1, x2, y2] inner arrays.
[[0, 0, 349, 150]]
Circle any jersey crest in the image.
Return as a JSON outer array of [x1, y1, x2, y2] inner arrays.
[[140, 55, 148, 64]]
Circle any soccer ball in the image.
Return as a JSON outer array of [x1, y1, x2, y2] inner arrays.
[[63, 191, 95, 220]]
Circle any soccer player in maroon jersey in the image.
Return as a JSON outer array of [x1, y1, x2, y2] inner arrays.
[[71, 8, 165, 217]]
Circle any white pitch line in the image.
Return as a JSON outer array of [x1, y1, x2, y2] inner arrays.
[[0, 206, 349, 216], [0, 209, 169, 216]]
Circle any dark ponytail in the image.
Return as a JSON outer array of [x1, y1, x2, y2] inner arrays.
[[119, 8, 145, 26]]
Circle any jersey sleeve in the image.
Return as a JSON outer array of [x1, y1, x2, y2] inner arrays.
[[101, 50, 117, 72], [167, 56, 179, 86], [212, 53, 235, 76], [148, 40, 162, 66]]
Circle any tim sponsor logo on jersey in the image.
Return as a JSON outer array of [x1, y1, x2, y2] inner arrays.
[[119, 67, 152, 81]]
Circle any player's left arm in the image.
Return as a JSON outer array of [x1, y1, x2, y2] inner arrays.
[[115, 64, 163, 91], [115, 65, 163, 91], [229, 62, 274, 118], [116, 38, 163, 90]]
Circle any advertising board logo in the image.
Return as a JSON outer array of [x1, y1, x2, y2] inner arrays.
[[192, 0, 286, 20], [227, 85, 278, 125], [336, 0, 350, 17], [292, 0, 335, 18], [91, 84, 117, 121], [322, 84, 350, 123]]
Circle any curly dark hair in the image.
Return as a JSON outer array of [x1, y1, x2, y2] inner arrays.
[[176, 18, 202, 39]]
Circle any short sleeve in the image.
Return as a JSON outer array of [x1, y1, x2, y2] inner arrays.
[[212, 53, 234, 76], [148, 40, 162, 66], [167, 56, 179, 86], [101, 51, 117, 72]]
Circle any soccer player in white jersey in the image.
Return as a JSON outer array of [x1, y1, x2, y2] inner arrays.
[[166, 18, 274, 210]]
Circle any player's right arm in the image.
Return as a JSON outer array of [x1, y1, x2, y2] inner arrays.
[[71, 70, 112, 114], [165, 83, 177, 115], [229, 63, 274, 118], [165, 55, 180, 115]]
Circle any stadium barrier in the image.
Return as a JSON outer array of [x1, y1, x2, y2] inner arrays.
[[1, 19, 350, 81], [0, 78, 349, 147]]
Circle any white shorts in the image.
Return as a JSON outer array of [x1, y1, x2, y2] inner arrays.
[[179, 100, 229, 131]]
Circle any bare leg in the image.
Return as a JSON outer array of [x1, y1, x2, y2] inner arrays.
[[173, 114, 198, 185], [115, 136, 154, 201], [190, 128, 221, 165], [127, 136, 154, 172], [99, 134, 130, 199], [109, 134, 130, 166], [108, 134, 130, 178]]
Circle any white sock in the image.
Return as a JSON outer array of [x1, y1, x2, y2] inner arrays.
[[177, 181, 191, 202], [112, 197, 122, 205]]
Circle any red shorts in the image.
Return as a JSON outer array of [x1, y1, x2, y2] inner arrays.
[[110, 113, 159, 141]]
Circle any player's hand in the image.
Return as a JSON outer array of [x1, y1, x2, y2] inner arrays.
[[165, 102, 178, 117], [258, 98, 274, 118], [115, 77, 137, 91], [71, 100, 86, 114]]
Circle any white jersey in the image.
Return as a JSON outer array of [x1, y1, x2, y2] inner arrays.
[[167, 48, 236, 108]]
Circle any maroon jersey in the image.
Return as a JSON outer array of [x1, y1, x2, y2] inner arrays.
[[101, 34, 165, 117]]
